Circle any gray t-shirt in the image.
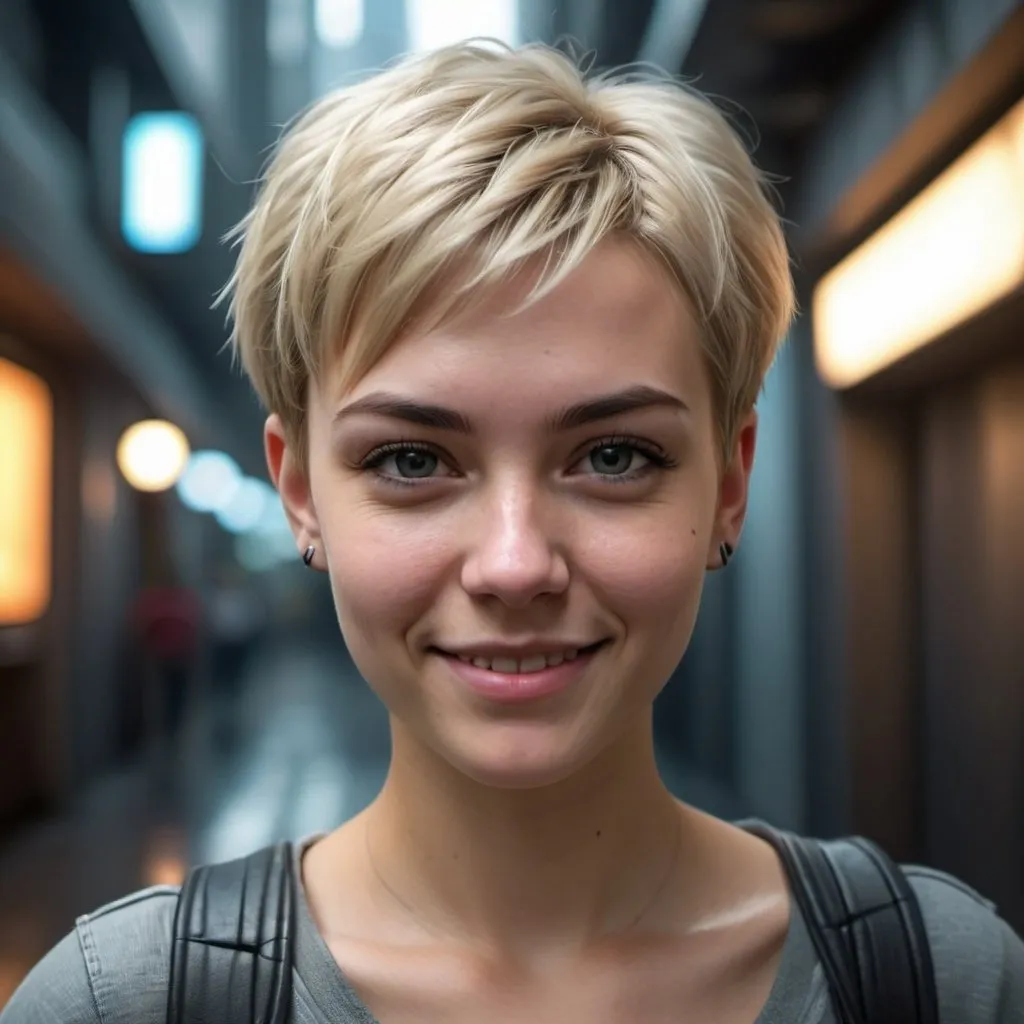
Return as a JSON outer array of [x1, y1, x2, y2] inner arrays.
[[3, 834, 1023, 1023]]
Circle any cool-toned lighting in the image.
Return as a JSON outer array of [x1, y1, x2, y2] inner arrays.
[[315, 0, 363, 47], [215, 478, 275, 534], [122, 112, 204, 254], [814, 97, 1024, 388], [176, 450, 242, 513], [0, 356, 52, 625], [406, 0, 518, 52], [116, 420, 191, 493], [255, 495, 290, 536], [235, 530, 294, 572], [268, 0, 309, 62], [235, 497, 296, 570]]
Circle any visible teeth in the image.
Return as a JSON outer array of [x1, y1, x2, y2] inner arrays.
[[456, 647, 595, 673], [518, 655, 548, 673]]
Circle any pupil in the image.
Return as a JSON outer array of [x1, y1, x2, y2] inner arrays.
[[592, 445, 631, 475], [396, 450, 436, 477]]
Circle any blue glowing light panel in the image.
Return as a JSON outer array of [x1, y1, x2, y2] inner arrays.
[[121, 111, 204, 253]]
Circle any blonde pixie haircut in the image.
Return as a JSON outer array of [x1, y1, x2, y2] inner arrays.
[[223, 41, 795, 468]]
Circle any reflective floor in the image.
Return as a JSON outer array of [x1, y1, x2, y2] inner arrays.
[[0, 639, 748, 1008]]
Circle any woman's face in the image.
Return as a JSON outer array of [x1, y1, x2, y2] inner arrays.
[[270, 238, 756, 789]]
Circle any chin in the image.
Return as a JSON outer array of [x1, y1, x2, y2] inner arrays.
[[439, 726, 602, 791]]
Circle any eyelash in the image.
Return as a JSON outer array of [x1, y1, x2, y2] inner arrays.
[[357, 435, 677, 488]]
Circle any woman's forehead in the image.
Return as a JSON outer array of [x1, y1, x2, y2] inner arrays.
[[323, 239, 707, 409]]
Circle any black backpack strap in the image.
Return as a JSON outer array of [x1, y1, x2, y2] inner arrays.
[[167, 842, 295, 1024], [746, 825, 939, 1024]]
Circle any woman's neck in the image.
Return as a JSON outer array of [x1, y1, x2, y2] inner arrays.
[[354, 713, 691, 962]]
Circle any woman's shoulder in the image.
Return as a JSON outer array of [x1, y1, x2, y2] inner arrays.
[[904, 865, 1024, 1022], [0, 884, 179, 1023]]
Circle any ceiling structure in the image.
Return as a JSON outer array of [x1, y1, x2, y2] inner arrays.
[[11, 0, 910, 471], [678, 0, 907, 204]]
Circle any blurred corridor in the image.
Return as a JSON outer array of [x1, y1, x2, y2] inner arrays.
[[1, 0, 1023, 1011]]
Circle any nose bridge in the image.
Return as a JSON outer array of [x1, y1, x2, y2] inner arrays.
[[462, 469, 567, 604]]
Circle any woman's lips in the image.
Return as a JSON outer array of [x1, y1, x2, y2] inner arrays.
[[433, 641, 608, 703]]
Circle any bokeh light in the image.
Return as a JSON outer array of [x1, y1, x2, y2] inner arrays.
[[116, 420, 190, 493]]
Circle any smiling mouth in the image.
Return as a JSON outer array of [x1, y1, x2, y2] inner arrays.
[[431, 640, 609, 675]]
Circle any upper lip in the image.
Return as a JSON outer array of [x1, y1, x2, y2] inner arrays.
[[434, 640, 607, 659]]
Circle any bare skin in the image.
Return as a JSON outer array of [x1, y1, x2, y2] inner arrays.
[[302, 805, 790, 1023], [270, 237, 792, 1021]]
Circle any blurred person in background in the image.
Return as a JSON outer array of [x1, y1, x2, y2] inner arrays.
[[207, 563, 266, 749], [132, 574, 200, 777], [4, 39, 1022, 1024]]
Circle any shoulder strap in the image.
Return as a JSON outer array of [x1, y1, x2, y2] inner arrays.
[[167, 842, 295, 1024], [746, 826, 939, 1024]]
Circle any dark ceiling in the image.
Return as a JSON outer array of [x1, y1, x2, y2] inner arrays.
[[681, 0, 907, 199]]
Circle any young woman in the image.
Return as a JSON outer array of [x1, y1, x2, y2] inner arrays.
[[4, 40, 1022, 1024]]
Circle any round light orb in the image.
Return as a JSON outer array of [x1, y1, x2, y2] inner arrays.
[[116, 419, 190, 492], [177, 450, 242, 512]]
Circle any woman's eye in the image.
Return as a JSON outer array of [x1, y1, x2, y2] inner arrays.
[[584, 443, 651, 477], [378, 448, 440, 479]]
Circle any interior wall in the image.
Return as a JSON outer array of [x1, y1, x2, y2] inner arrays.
[[921, 353, 1024, 927], [837, 398, 922, 862], [71, 370, 145, 781], [0, 331, 77, 824], [0, 276, 150, 823], [790, 0, 1021, 843], [732, 336, 807, 831], [795, 310, 850, 840]]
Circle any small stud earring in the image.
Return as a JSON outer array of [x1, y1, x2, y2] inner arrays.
[[302, 545, 315, 567], [719, 542, 734, 568]]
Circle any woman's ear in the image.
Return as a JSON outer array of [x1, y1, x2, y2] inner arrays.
[[707, 410, 758, 569], [265, 413, 321, 554]]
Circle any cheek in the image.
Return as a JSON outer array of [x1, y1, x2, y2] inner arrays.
[[579, 515, 706, 624], [320, 501, 452, 650]]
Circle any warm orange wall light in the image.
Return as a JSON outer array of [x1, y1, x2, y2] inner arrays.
[[813, 96, 1024, 388], [0, 355, 53, 625]]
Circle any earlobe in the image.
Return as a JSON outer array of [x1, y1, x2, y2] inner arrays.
[[707, 411, 758, 569], [265, 414, 321, 552]]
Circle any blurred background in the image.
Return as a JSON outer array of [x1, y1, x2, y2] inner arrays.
[[0, 0, 1022, 1005]]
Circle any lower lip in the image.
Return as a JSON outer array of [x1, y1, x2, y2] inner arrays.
[[436, 645, 604, 704]]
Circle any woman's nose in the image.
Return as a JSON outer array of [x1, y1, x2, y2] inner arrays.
[[459, 482, 570, 608]]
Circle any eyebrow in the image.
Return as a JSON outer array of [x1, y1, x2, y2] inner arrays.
[[332, 384, 689, 433]]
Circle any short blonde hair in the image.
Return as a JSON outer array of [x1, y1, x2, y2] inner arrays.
[[222, 41, 794, 466]]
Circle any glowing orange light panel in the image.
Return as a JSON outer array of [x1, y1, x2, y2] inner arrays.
[[814, 97, 1024, 388], [0, 355, 52, 625]]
